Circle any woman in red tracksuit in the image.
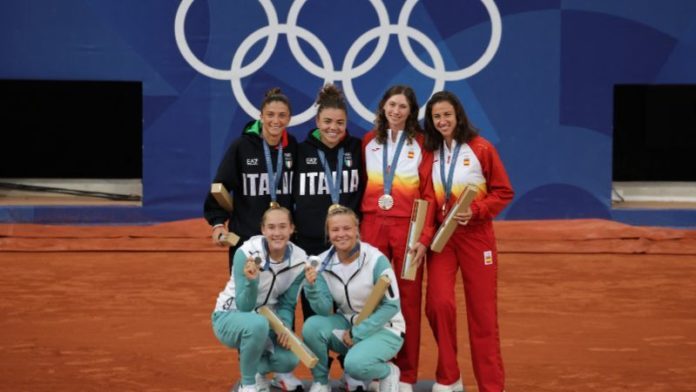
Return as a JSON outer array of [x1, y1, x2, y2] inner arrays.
[[360, 85, 436, 392], [422, 91, 513, 392]]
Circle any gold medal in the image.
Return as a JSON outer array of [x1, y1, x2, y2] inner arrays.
[[328, 203, 342, 213], [269, 201, 280, 209], [378, 194, 394, 210]]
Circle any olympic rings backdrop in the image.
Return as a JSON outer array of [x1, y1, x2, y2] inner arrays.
[[2, 0, 696, 226]]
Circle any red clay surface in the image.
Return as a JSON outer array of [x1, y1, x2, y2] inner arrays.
[[1, 219, 695, 391]]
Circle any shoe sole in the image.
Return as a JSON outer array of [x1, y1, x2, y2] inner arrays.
[[271, 382, 304, 392]]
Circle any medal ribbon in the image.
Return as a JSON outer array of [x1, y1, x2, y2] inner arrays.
[[440, 141, 462, 208], [317, 147, 344, 205], [382, 131, 407, 197], [318, 242, 361, 272], [262, 139, 284, 203], [261, 238, 292, 271]]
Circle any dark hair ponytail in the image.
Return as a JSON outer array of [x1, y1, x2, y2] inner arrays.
[[315, 84, 347, 116], [260, 87, 292, 114]]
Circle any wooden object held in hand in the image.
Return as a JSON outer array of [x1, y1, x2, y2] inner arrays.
[[211, 183, 233, 212], [430, 186, 478, 253], [402, 199, 428, 280], [257, 306, 319, 368], [211, 183, 240, 246], [354, 275, 391, 325], [218, 232, 240, 247]]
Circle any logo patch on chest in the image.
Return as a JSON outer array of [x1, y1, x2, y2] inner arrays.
[[344, 152, 353, 168]]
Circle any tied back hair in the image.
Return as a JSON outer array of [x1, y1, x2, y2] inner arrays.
[[324, 205, 360, 243], [260, 206, 294, 229], [261, 87, 292, 115], [316, 83, 347, 116], [374, 85, 422, 145]]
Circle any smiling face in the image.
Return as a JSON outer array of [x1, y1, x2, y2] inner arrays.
[[382, 94, 410, 131], [327, 213, 359, 253], [260, 101, 291, 144], [260, 208, 294, 256], [431, 100, 457, 143], [316, 107, 347, 148]]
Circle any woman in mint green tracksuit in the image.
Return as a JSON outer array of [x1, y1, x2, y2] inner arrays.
[[211, 207, 307, 392], [301, 206, 403, 392]]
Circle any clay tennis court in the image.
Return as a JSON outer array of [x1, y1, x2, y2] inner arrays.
[[1, 219, 695, 391]]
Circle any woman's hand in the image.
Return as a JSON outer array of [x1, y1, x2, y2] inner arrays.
[[342, 330, 354, 347], [277, 330, 291, 349], [243, 256, 260, 280], [408, 241, 427, 268], [304, 264, 317, 285], [212, 225, 228, 246], [454, 207, 472, 226]]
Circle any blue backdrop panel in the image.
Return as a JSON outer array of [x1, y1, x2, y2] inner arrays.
[[1, 0, 695, 227]]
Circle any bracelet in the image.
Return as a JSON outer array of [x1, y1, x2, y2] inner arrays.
[[212, 223, 225, 230]]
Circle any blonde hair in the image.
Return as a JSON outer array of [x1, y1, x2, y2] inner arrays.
[[325, 205, 360, 240], [260, 206, 294, 229]]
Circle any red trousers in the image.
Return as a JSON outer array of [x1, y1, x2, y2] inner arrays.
[[425, 221, 505, 392], [361, 214, 423, 384]]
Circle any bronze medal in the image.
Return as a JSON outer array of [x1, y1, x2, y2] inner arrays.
[[269, 201, 280, 209], [378, 194, 394, 210], [328, 203, 342, 213]]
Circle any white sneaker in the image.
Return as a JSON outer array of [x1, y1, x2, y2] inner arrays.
[[398, 382, 413, 392], [255, 373, 271, 392], [378, 363, 400, 392], [308, 382, 331, 392], [237, 383, 257, 392], [271, 372, 304, 392], [342, 372, 367, 391], [431, 379, 465, 392]]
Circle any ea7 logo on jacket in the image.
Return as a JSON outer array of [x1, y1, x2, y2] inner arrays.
[[242, 172, 293, 196], [246, 158, 259, 166], [306, 157, 318, 165]]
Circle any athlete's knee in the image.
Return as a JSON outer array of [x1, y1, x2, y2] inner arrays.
[[425, 295, 455, 319], [302, 315, 327, 341], [274, 348, 300, 373], [343, 352, 372, 380], [242, 313, 269, 339]]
